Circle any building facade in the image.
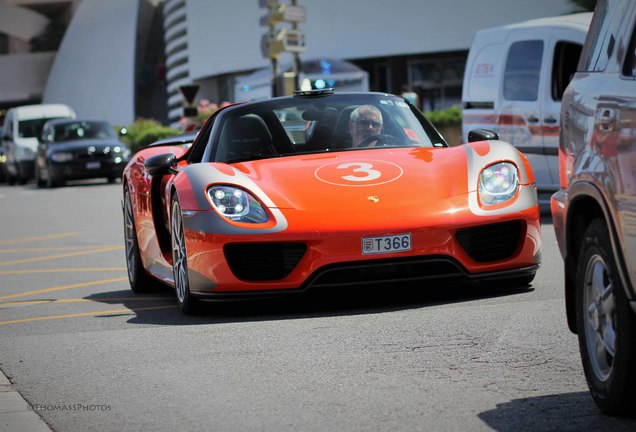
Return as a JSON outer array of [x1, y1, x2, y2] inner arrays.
[[1, 0, 576, 127]]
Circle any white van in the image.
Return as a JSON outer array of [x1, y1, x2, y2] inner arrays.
[[461, 13, 591, 205], [1, 103, 76, 184]]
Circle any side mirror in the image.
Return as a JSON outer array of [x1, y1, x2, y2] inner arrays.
[[144, 153, 178, 176], [468, 129, 499, 142]]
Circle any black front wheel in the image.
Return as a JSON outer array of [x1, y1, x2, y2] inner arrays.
[[576, 219, 636, 415], [46, 162, 58, 188], [171, 195, 200, 314]]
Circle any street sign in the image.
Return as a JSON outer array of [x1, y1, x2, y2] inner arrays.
[[179, 85, 199, 106], [259, 2, 305, 27], [261, 28, 286, 59], [283, 5, 305, 22], [261, 28, 307, 58], [283, 29, 307, 53]]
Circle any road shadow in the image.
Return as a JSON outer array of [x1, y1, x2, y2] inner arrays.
[[85, 279, 535, 326], [478, 391, 636, 431]]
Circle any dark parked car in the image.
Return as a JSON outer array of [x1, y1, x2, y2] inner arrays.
[[35, 119, 131, 187], [0, 126, 6, 183], [551, 0, 636, 416]]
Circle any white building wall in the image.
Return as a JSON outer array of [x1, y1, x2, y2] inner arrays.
[[186, 0, 574, 81], [0, 0, 49, 44], [0, 52, 55, 102], [42, 0, 140, 126]]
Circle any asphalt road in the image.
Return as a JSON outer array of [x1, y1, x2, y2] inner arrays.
[[0, 180, 635, 431]]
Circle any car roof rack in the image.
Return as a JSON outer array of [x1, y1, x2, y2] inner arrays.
[[293, 88, 335, 97]]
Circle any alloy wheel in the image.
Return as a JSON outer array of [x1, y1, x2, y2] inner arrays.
[[583, 253, 617, 382], [171, 199, 188, 304]]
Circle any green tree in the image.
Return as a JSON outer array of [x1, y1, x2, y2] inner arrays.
[[570, 0, 597, 12]]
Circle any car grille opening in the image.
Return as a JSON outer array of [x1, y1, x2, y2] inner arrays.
[[455, 220, 524, 263], [224, 243, 307, 281], [308, 256, 466, 288]]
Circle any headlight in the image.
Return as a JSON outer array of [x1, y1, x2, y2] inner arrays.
[[207, 186, 269, 223], [51, 152, 73, 162], [479, 162, 519, 205]]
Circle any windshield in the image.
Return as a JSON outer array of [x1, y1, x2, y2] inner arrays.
[[18, 117, 66, 139], [209, 93, 446, 163], [52, 120, 117, 142]]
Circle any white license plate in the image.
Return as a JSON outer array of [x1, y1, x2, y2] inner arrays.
[[86, 161, 101, 170], [361, 233, 412, 255]]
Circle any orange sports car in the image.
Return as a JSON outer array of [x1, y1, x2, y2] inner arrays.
[[122, 90, 541, 313]]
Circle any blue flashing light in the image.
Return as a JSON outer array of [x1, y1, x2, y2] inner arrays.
[[313, 79, 326, 89]]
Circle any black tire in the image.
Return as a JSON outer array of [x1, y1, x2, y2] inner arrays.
[[108, 176, 117, 184], [34, 164, 45, 188], [46, 163, 57, 188], [15, 163, 26, 185], [123, 186, 158, 292], [576, 218, 636, 416], [171, 194, 200, 314]]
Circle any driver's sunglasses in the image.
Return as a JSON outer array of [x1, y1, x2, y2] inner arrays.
[[355, 119, 382, 128]]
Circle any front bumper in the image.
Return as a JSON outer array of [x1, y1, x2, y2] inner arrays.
[[50, 159, 127, 181], [183, 205, 542, 296]]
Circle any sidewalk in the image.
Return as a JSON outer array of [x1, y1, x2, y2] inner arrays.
[[0, 369, 52, 432]]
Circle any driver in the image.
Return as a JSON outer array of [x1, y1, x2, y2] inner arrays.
[[349, 105, 383, 148]]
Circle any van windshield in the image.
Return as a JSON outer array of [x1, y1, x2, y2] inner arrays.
[[18, 117, 66, 139]]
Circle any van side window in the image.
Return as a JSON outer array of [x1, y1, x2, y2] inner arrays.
[[552, 41, 583, 100], [504, 40, 544, 101]]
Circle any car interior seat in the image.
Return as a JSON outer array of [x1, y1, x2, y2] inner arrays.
[[224, 114, 276, 162], [333, 106, 358, 149]]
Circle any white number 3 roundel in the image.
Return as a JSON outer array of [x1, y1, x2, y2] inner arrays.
[[314, 159, 404, 187], [338, 162, 381, 182]]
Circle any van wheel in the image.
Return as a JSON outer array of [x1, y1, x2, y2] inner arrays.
[[15, 164, 26, 185], [576, 219, 636, 415]]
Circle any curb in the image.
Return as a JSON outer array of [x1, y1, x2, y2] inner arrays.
[[0, 369, 52, 432]]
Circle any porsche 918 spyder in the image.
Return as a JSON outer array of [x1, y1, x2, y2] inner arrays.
[[122, 90, 541, 314]]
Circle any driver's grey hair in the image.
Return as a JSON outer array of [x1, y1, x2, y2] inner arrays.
[[350, 105, 383, 125]]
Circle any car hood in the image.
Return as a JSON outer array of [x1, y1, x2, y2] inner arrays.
[[184, 146, 478, 213]]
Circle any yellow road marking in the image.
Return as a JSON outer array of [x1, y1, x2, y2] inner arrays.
[[0, 246, 116, 253], [0, 268, 126, 275], [0, 232, 84, 246], [0, 246, 123, 267], [0, 297, 173, 307], [0, 277, 128, 301], [0, 305, 179, 326]]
